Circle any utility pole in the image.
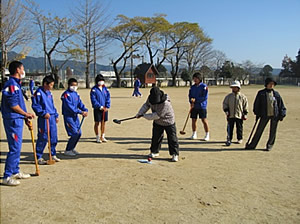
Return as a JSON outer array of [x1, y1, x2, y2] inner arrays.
[[43, 23, 47, 74], [0, 0, 4, 88], [93, 31, 96, 78]]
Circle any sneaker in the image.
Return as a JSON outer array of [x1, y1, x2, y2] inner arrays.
[[2, 177, 20, 186], [225, 140, 231, 146], [237, 139, 243, 144], [190, 133, 197, 140], [171, 154, 179, 162], [148, 153, 159, 158], [52, 156, 61, 162], [96, 136, 102, 143], [101, 134, 108, 143], [38, 158, 47, 165], [64, 150, 76, 156], [12, 172, 31, 179], [72, 149, 80, 155], [204, 133, 210, 141], [266, 144, 273, 151]]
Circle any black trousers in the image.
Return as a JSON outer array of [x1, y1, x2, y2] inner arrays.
[[247, 117, 279, 149], [227, 118, 243, 141], [150, 122, 179, 156]]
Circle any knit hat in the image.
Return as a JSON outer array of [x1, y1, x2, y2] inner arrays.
[[264, 77, 277, 87], [95, 74, 105, 83], [148, 87, 167, 105], [230, 80, 241, 89]]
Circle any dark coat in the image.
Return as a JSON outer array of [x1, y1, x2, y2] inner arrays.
[[253, 88, 286, 120]]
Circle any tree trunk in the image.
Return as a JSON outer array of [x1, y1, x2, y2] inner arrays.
[[113, 63, 121, 88]]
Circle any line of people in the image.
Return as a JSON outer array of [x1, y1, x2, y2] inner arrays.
[[1, 61, 286, 186]]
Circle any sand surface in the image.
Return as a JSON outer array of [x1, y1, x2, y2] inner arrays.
[[1, 85, 299, 223]]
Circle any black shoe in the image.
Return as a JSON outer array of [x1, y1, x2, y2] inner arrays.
[[266, 145, 273, 151], [245, 144, 254, 150], [225, 141, 231, 146]]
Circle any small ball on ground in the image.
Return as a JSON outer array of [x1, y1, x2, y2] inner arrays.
[[148, 157, 152, 162]]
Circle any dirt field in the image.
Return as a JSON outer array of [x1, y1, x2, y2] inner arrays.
[[1, 85, 299, 224]]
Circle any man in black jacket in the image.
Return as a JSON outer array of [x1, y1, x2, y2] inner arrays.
[[245, 78, 286, 151]]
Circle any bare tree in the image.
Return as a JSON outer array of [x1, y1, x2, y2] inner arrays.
[[25, 0, 80, 88], [73, 0, 111, 88], [0, 0, 34, 88]]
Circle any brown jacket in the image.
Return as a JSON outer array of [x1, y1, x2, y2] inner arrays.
[[223, 92, 248, 119]]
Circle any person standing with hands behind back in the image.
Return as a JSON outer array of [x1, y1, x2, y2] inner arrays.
[[223, 81, 248, 146], [61, 78, 88, 156], [245, 78, 286, 151], [32, 75, 60, 164], [1, 61, 35, 186], [189, 72, 210, 141], [90, 74, 111, 143]]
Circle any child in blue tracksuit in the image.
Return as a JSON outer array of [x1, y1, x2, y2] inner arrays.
[[90, 74, 111, 143], [188, 72, 210, 141], [1, 61, 35, 186], [132, 77, 142, 97], [32, 75, 60, 164], [61, 78, 88, 156]]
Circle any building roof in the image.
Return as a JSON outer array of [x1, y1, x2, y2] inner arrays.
[[133, 63, 159, 76]]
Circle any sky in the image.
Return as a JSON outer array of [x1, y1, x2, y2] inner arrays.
[[28, 0, 300, 68]]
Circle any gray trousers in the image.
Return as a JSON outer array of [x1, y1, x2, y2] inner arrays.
[[248, 116, 279, 149]]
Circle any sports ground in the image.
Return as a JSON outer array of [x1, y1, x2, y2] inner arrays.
[[1, 85, 299, 223]]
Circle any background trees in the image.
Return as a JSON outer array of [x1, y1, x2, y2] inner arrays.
[[280, 50, 300, 78]]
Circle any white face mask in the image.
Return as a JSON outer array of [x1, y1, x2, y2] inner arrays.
[[69, 86, 78, 92], [21, 70, 26, 79], [98, 81, 105, 86]]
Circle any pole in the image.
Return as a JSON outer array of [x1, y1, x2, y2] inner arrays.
[[93, 31, 96, 78]]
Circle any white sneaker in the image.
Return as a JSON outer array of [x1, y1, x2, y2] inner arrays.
[[38, 158, 47, 165], [64, 150, 76, 156], [52, 156, 61, 162], [190, 132, 197, 140], [171, 155, 179, 162], [2, 177, 20, 186], [12, 172, 31, 179], [237, 139, 243, 144], [72, 149, 80, 155], [148, 153, 159, 158], [204, 133, 210, 141], [101, 134, 108, 143], [96, 136, 102, 143]]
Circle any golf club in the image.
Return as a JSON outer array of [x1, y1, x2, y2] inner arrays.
[[46, 119, 55, 165], [28, 120, 40, 176], [246, 118, 259, 147], [180, 105, 193, 135]]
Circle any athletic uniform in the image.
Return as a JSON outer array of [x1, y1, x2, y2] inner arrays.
[[61, 89, 88, 152], [29, 79, 35, 95], [31, 87, 59, 159], [1, 77, 27, 178], [189, 82, 208, 118], [132, 79, 142, 97], [90, 85, 110, 122]]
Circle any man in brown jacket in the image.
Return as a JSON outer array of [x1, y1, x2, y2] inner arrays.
[[223, 81, 248, 146]]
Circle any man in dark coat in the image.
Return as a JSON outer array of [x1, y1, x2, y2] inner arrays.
[[245, 78, 286, 151]]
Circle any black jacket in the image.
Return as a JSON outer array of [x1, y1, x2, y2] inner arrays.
[[253, 88, 286, 120]]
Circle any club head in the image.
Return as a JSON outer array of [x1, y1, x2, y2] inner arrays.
[[113, 119, 121, 124], [47, 160, 56, 165], [31, 171, 40, 176], [179, 131, 186, 135]]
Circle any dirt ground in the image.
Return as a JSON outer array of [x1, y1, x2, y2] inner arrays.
[[0, 85, 299, 224]]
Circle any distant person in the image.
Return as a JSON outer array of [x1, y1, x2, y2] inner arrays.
[[223, 81, 248, 146], [61, 78, 88, 156], [245, 78, 286, 151], [136, 86, 179, 162], [90, 74, 111, 143], [29, 77, 35, 95], [132, 77, 142, 97], [1, 61, 35, 186], [188, 72, 210, 141], [32, 75, 60, 164]]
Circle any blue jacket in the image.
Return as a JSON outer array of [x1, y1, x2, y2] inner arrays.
[[29, 80, 34, 89], [61, 89, 88, 117], [188, 83, 208, 109], [134, 79, 141, 88], [31, 87, 58, 118], [90, 85, 111, 109], [1, 77, 27, 119]]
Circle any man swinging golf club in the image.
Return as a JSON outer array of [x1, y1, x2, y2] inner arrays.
[[136, 86, 179, 162]]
